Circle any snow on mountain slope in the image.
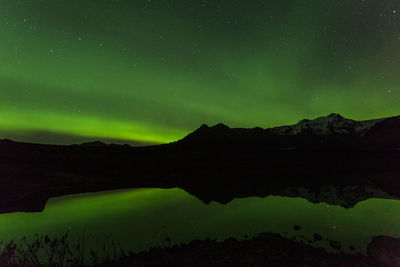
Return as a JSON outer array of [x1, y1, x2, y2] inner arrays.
[[269, 113, 385, 136]]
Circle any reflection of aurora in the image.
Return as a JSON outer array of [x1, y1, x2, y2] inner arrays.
[[1, 188, 400, 254], [1, 0, 400, 145]]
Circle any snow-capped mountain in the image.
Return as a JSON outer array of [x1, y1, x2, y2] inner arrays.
[[178, 113, 399, 150], [269, 113, 384, 136]]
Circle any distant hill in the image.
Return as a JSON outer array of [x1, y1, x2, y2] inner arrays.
[[80, 141, 108, 147]]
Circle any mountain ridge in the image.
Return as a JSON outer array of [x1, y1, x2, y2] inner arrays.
[[178, 113, 400, 150]]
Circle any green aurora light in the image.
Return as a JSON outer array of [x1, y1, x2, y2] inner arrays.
[[1, 0, 399, 145]]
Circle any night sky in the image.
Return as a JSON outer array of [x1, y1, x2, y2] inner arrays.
[[1, 0, 399, 145]]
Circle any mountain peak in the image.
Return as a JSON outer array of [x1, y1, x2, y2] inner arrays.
[[196, 124, 210, 132], [324, 113, 347, 122], [180, 123, 232, 145], [194, 123, 229, 133], [272, 114, 362, 136], [297, 113, 346, 124], [211, 123, 230, 130], [327, 113, 343, 118]]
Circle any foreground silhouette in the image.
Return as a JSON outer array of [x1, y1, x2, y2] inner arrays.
[[1, 114, 400, 213], [2, 232, 400, 266], [96, 234, 400, 267]]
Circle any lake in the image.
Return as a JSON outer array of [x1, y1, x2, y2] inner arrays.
[[1, 188, 399, 254]]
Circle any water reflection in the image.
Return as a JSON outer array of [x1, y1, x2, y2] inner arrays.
[[0, 188, 399, 253]]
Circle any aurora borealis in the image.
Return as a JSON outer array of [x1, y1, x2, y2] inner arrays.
[[1, 0, 400, 145]]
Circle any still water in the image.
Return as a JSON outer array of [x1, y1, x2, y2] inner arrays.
[[0, 188, 399, 253]]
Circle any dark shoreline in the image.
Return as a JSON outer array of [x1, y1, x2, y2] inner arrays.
[[2, 232, 399, 266], [1, 138, 400, 213], [94, 233, 399, 267]]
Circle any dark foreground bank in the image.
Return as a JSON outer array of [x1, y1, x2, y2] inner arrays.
[[3, 232, 399, 267], [94, 233, 400, 267]]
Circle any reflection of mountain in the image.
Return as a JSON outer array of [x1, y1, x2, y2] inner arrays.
[[1, 114, 400, 213]]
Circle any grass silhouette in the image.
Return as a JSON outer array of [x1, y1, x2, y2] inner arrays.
[[0, 231, 126, 267]]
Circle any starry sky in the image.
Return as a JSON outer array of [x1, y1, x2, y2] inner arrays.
[[1, 0, 399, 145]]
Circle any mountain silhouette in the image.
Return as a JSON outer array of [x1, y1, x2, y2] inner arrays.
[[177, 113, 396, 150], [80, 141, 108, 147], [361, 116, 400, 149], [0, 113, 400, 213]]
